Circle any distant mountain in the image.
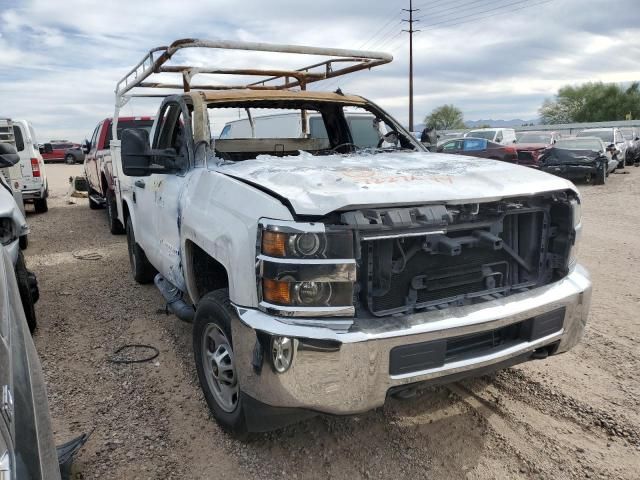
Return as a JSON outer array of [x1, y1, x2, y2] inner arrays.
[[464, 119, 539, 128]]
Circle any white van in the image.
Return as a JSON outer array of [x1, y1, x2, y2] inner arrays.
[[0, 119, 49, 213], [219, 111, 382, 148], [464, 127, 517, 144]]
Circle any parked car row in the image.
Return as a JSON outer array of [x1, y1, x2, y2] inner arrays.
[[438, 125, 638, 185]]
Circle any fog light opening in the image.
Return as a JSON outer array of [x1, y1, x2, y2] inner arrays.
[[271, 336, 294, 373]]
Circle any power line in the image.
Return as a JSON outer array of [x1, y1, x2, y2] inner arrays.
[[415, 0, 507, 22], [419, 0, 549, 30], [358, 6, 403, 50]]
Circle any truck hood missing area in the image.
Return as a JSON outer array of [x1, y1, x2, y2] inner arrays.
[[216, 151, 575, 216]]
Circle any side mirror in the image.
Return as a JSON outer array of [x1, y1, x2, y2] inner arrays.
[[43, 143, 53, 154], [0, 143, 20, 167], [121, 128, 177, 176], [82, 139, 91, 153], [38, 145, 45, 154]]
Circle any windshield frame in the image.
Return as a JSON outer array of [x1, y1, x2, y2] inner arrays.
[[205, 97, 426, 162]]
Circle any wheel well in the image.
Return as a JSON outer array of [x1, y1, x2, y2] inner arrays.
[[187, 241, 229, 301]]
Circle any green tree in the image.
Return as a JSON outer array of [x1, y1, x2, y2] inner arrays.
[[424, 104, 466, 130], [539, 81, 640, 124]]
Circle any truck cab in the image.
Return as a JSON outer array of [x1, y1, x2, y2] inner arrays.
[[83, 116, 153, 233], [113, 39, 591, 434]]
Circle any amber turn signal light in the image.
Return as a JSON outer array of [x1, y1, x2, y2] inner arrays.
[[262, 231, 288, 257], [263, 278, 291, 305]]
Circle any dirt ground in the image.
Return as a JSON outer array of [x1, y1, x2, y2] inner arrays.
[[24, 163, 640, 479]]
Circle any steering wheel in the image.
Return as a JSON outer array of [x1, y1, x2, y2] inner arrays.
[[330, 142, 360, 153], [377, 131, 399, 148]]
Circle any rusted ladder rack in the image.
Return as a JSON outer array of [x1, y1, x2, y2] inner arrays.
[[115, 38, 392, 98]]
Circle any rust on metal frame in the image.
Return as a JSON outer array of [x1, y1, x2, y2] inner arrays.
[[115, 38, 393, 98]]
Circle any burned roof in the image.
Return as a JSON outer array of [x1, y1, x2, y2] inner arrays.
[[196, 89, 367, 105]]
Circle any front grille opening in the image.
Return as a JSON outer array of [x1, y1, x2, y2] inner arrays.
[[357, 199, 570, 317]]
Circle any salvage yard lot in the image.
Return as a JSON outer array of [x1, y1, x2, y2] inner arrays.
[[27, 164, 640, 479]]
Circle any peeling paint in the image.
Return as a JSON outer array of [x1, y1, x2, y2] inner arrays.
[[212, 151, 575, 216]]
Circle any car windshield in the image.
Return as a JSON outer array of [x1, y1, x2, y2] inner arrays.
[[577, 130, 613, 143], [555, 138, 602, 151], [209, 102, 420, 161], [517, 133, 552, 144], [620, 128, 635, 140], [467, 130, 496, 140]]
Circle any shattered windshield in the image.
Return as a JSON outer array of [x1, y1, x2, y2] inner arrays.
[[209, 102, 421, 162]]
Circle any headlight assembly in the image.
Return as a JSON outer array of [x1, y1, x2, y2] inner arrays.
[[258, 221, 355, 316]]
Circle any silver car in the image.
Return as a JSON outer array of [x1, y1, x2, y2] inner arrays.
[[0, 246, 61, 480]]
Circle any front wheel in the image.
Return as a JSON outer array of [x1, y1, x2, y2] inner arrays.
[[65, 154, 75, 165], [88, 188, 101, 210], [125, 216, 156, 284], [193, 289, 248, 435]]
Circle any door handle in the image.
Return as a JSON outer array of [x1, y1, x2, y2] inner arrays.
[[134, 180, 146, 189]]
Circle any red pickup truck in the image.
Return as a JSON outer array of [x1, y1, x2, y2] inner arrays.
[[84, 116, 153, 233]]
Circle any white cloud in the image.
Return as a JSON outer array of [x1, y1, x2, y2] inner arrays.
[[0, 0, 639, 140]]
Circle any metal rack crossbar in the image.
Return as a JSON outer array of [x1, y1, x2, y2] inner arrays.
[[115, 38, 393, 99]]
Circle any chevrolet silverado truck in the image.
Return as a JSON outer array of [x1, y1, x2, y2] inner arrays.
[[83, 116, 153, 233], [112, 40, 591, 434]]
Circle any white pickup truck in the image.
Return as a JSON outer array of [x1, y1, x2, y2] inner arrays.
[[111, 40, 591, 434]]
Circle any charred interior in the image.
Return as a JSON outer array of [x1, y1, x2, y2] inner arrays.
[[334, 192, 576, 317]]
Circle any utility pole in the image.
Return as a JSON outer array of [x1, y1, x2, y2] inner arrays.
[[402, 0, 420, 131]]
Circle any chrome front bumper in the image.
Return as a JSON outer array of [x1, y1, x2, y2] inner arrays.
[[232, 265, 591, 415]]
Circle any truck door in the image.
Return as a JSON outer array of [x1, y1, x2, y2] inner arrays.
[[144, 101, 192, 290], [85, 124, 101, 191]]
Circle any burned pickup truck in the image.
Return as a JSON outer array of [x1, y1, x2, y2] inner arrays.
[[110, 39, 591, 433]]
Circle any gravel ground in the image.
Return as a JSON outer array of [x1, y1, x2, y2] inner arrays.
[[24, 164, 640, 479]]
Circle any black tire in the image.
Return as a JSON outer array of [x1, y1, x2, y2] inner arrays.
[[15, 252, 37, 334], [88, 188, 101, 210], [33, 197, 48, 213], [106, 190, 125, 235], [594, 163, 606, 185], [65, 154, 75, 165], [125, 216, 156, 284], [193, 289, 248, 435], [615, 156, 625, 169]]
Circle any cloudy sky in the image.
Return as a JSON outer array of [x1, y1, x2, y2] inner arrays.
[[1, 0, 639, 142]]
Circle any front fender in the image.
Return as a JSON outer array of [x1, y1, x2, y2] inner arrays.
[[180, 170, 293, 307]]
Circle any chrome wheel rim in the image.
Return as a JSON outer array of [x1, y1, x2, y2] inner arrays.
[[202, 324, 239, 412]]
